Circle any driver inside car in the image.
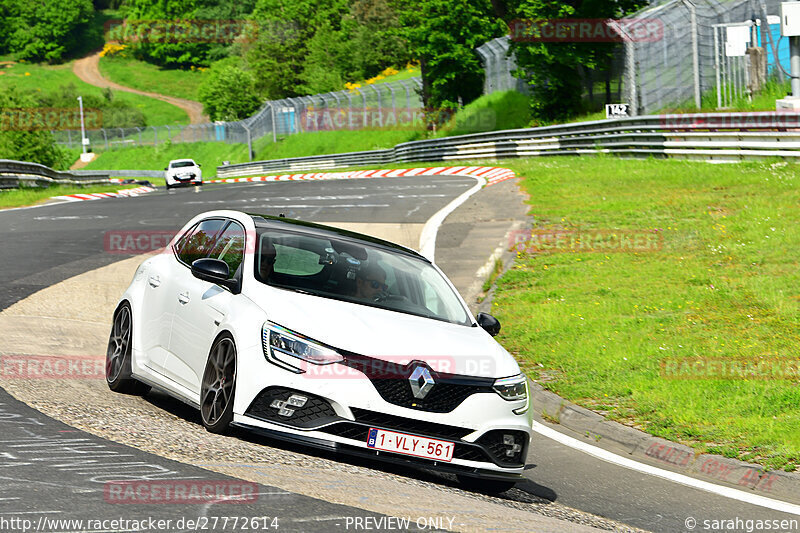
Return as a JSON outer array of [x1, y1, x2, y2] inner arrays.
[[354, 263, 388, 301]]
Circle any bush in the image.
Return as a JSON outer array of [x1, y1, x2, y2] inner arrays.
[[198, 64, 261, 121], [0, 88, 69, 168]]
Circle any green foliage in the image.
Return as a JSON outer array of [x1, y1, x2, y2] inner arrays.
[[501, 0, 646, 121], [245, 0, 409, 98], [198, 64, 261, 120], [0, 0, 95, 62], [120, 0, 256, 68], [0, 88, 69, 168], [397, 0, 504, 111]]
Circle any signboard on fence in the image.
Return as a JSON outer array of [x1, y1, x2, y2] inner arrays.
[[605, 104, 630, 119]]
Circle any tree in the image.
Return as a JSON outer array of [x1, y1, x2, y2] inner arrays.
[[198, 63, 261, 120], [494, 0, 646, 121], [0, 88, 69, 169], [245, 0, 348, 98], [397, 0, 504, 114], [0, 0, 95, 63]]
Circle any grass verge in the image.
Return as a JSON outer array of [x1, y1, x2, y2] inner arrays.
[[0, 183, 140, 209], [489, 156, 800, 472]]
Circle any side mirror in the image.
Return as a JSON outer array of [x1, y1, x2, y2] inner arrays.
[[476, 312, 501, 336], [197, 164, 202, 167], [191, 258, 239, 293], [164, 167, 168, 170]]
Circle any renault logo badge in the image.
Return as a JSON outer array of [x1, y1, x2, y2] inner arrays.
[[409, 365, 435, 399]]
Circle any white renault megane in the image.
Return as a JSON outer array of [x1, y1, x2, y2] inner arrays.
[[107, 210, 532, 492]]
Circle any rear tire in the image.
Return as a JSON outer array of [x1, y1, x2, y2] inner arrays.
[[200, 334, 237, 434], [106, 303, 151, 395], [456, 475, 516, 495]]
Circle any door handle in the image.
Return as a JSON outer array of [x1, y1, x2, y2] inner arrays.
[[148, 275, 161, 288], [178, 291, 190, 304]]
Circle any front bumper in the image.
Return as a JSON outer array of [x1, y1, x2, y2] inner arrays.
[[232, 346, 533, 479]]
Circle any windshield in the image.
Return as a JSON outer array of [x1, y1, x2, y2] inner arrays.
[[171, 161, 196, 168], [254, 228, 471, 326]]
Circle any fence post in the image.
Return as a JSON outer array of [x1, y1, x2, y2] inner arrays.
[[682, 0, 701, 109], [102, 129, 109, 150], [151, 126, 158, 146], [243, 123, 253, 161]]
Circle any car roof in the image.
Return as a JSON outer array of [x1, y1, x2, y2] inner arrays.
[[169, 159, 196, 164], [248, 213, 428, 261]]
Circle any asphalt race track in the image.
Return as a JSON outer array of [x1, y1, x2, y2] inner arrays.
[[1, 177, 798, 532]]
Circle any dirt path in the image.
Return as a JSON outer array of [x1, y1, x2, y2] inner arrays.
[[73, 51, 207, 124]]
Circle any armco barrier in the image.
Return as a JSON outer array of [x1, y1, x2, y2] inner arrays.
[[0, 159, 110, 189], [216, 112, 800, 178]]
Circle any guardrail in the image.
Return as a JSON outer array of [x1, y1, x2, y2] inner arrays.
[[216, 112, 800, 178], [0, 160, 111, 189], [70, 169, 164, 179]]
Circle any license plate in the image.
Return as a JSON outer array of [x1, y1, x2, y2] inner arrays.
[[366, 428, 454, 462]]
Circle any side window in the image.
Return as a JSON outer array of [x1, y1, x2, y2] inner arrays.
[[273, 244, 324, 276], [174, 223, 199, 256], [176, 219, 226, 266], [209, 222, 246, 276]]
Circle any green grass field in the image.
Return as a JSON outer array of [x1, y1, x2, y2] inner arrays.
[[82, 129, 423, 172], [0, 60, 189, 125], [82, 141, 249, 174], [98, 56, 206, 102], [0, 182, 140, 209], [490, 156, 800, 471]]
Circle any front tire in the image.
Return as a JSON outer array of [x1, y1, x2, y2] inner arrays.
[[200, 334, 237, 434], [106, 303, 151, 395]]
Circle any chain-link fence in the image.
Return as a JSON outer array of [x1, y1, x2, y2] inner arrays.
[[621, 0, 785, 115], [53, 78, 423, 155], [476, 36, 625, 110]]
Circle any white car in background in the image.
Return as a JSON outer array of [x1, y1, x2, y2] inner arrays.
[[106, 210, 532, 493], [165, 159, 202, 189]]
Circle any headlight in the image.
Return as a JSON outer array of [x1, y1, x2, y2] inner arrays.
[[493, 374, 528, 401], [262, 323, 343, 373]]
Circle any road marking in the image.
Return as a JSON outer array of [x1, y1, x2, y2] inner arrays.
[[531, 420, 800, 516], [418, 176, 486, 261]]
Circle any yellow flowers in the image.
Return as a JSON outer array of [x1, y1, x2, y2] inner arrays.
[[381, 66, 399, 77], [99, 43, 126, 58], [344, 81, 362, 92], [24, 72, 30, 76]]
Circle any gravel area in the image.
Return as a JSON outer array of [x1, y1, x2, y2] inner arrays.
[[0, 378, 648, 532]]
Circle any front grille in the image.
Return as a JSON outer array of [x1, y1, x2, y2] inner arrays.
[[477, 430, 529, 467], [245, 387, 339, 429], [351, 407, 473, 440], [339, 354, 495, 413]]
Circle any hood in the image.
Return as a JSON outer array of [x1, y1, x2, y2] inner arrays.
[[245, 283, 520, 378]]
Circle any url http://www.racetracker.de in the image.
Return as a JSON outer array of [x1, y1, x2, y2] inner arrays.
[[0, 515, 281, 532]]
